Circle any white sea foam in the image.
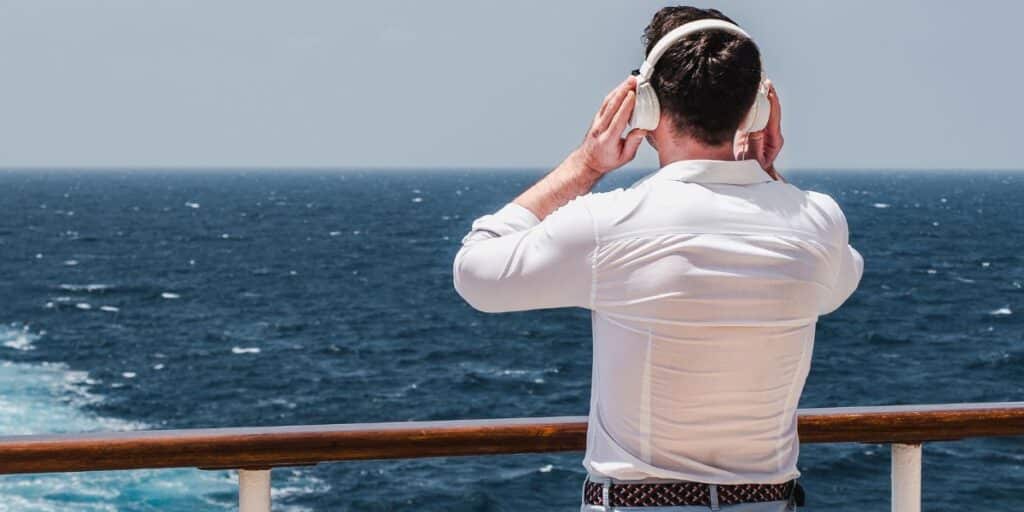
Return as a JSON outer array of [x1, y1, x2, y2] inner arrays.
[[59, 284, 111, 292], [0, 359, 237, 510], [231, 346, 261, 354], [185, 202, 200, 209], [538, 464, 554, 473], [872, 203, 891, 209], [1, 325, 40, 351], [990, 307, 1012, 316], [75, 303, 92, 310], [99, 306, 120, 313], [63, 259, 79, 266], [411, 197, 424, 203], [264, 469, 329, 507], [122, 372, 136, 379], [160, 292, 181, 300]]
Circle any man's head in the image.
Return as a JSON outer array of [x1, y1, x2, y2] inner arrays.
[[643, 6, 761, 150]]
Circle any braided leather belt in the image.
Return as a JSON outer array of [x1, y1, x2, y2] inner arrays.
[[583, 479, 798, 508]]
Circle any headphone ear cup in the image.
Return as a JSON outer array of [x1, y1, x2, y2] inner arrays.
[[741, 83, 771, 133], [631, 81, 661, 131]]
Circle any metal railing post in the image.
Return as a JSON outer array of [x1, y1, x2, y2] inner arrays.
[[891, 443, 922, 512], [239, 468, 271, 512]]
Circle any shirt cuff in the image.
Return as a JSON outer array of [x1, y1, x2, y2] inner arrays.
[[461, 202, 541, 244]]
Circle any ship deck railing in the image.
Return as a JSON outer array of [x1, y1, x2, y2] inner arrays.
[[0, 402, 1022, 512]]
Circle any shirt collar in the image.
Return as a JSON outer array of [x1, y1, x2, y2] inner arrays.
[[634, 159, 773, 187]]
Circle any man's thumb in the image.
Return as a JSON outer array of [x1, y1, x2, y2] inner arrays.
[[623, 129, 647, 160]]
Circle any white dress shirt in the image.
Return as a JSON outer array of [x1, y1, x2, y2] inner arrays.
[[453, 159, 863, 485]]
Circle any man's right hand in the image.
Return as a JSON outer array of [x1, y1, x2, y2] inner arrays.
[[512, 77, 649, 222], [575, 77, 649, 176]]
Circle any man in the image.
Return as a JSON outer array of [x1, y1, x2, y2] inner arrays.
[[453, 6, 862, 512]]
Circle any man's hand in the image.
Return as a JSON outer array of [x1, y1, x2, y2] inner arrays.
[[576, 76, 649, 175], [734, 80, 784, 181]]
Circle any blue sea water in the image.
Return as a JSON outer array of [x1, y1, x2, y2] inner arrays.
[[0, 169, 1021, 511]]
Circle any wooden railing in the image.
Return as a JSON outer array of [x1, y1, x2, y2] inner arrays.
[[0, 402, 1022, 511]]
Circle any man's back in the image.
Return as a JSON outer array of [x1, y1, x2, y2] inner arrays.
[[454, 158, 862, 484], [578, 159, 862, 483]]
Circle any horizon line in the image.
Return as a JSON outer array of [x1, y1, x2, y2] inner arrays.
[[1, 166, 1023, 173]]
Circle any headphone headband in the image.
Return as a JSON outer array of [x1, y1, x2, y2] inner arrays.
[[638, 19, 753, 80]]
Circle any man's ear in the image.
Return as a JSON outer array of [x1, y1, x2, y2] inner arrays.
[[646, 132, 658, 150]]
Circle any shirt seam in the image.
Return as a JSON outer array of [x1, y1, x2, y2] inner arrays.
[[776, 328, 811, 473], [642, 327, 653, 464], [599, 228, 840, 245], [582, 199, 599, 310]]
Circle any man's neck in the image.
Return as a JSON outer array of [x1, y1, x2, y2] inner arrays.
[[657, 138, 736, 167]]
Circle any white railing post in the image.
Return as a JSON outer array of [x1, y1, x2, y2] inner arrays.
[[891, 443, 922, 512], [239, 469, 271, 512]]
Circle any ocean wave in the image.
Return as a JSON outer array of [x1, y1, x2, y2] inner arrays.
[[58, 284, 112, 292], [989, 306, 1012, 316], [1, 324, 41, 351], [0, 359, 238, 511]]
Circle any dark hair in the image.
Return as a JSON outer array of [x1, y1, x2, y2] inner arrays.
[[643, 6, 761, 146]]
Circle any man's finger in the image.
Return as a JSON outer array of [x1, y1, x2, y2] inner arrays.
[[766, 80, 782, 134], [621, 128, 647, 162], [607, 90, 636, 138], [740, 131, 765, 162], [600, 77, 634, 116], [595, 78, 635, 133]]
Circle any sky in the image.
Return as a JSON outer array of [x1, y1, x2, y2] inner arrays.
[[0, 0, 1021, 171]]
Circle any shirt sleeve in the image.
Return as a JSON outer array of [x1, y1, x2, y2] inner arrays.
[[452, 199, 596, 313], [819, 206, 864, 315]]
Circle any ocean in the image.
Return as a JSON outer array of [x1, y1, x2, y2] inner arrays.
[[0, 169, 1020, 511]]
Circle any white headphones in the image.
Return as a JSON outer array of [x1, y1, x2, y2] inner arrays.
[[631, 18, 771, 133]]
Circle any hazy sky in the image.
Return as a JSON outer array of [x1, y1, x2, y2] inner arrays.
[[1, 1, 1021, 170]]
